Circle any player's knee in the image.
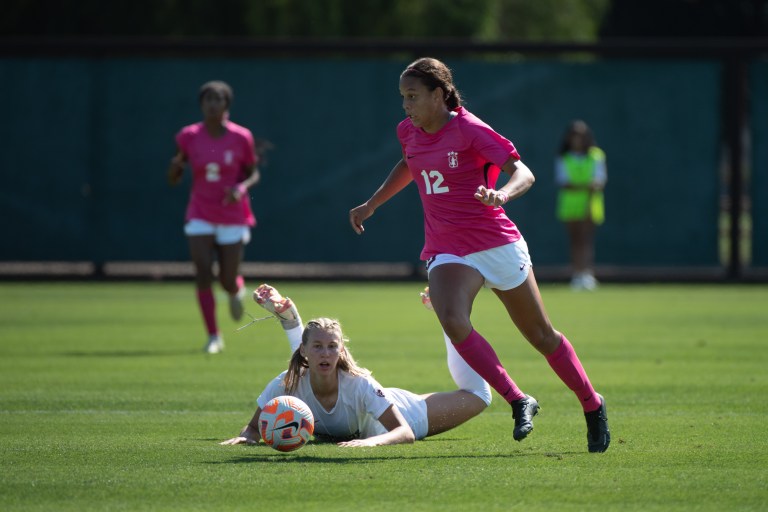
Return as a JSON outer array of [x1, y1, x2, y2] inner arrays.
[[439, 314, 472, 342], [195, 274, 214, 288], [218, 276, 237, 294], [525, 327, 560, 354], [472, 384, 492, 407]]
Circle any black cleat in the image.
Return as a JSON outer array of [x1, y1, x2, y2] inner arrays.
[[511, 395, 539, 441], [585, 394, 610, 453]]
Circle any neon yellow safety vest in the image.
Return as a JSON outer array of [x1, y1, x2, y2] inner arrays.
[[556, 146, 605, 224]]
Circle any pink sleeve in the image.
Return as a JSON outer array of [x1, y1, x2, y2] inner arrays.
[[175, 126, 192, 153], [465, 121, 520, 167], [242, 129, 258, 167], [397, 120, 408, 155]]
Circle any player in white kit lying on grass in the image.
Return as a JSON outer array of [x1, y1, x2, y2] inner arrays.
[[220, 284, 491, 447]]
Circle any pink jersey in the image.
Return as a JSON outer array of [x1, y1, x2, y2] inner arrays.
[[175, 121, 258, 226], [397, 107, 522, 260]]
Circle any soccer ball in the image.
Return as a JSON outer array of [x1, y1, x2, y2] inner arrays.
[[258, 396, 314, 452]]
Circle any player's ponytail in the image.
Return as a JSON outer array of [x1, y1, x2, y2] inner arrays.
[[283, 349, 308, 394], [444, 86, 462, 110]]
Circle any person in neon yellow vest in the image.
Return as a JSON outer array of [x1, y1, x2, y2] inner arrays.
[[555, 120, 606, 290]]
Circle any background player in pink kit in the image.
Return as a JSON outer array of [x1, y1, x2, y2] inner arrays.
[[168, 80, 262, 354], [349, 57, 610, 452]]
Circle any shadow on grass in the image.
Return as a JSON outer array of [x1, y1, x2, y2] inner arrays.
[[199, 437, 471, 444], [201, 437, 585, 461], [205, 450, 582, 464]]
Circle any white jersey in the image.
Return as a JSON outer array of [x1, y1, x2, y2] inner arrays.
[[257, 369, 429, 441]]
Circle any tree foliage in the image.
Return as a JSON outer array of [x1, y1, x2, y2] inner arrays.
[[1, 0, 610, 41], [5, 0, 763, 40]]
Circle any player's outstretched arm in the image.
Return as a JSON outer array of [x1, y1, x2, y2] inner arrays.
[[167, 150, 186, 186], [337, 405, 415, 447], [349, 159, 412, 234], [220, 407, 263, 445]]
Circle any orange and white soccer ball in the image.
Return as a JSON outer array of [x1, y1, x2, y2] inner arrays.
[[258, 396, 315, 452]]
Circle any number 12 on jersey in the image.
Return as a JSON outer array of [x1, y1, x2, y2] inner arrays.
[[420, 170, 449, 195]]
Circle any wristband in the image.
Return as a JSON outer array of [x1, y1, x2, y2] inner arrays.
[[236, 184, 248, 197]]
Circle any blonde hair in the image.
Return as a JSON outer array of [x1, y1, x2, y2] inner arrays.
[[283, 317, 371, 394]]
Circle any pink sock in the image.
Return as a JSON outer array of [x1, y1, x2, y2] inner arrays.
[[235, 275, 245, 292], [546, 334, 600, 411], [196, 288, 217, 335], [454, 329, 525, 404]]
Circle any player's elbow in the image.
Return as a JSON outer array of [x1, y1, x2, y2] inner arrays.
[[400, 426, 416, 444], [524, 167, 536, 188]]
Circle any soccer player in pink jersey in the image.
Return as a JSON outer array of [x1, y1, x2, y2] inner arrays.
[[168, 81, 262, 354], [349, 58, 610, 452]]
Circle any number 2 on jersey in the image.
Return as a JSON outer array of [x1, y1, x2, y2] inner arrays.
[[420, 170, 449, 195], [205, 162, 221, 182]]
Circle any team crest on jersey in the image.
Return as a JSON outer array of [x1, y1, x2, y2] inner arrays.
[[224, 150, 234, 165], [447, 151, 458, 168]]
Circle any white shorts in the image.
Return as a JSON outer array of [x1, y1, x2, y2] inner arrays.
[[388, 388, 429, 440], [427, 239, 532, 291], [184, 219, 251, 245]]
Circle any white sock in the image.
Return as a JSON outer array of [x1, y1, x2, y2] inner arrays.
[[444, 330, 492, 406], [284, 321, 304, 353]]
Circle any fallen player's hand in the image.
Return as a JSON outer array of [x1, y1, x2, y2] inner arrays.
[[219, 436, 258, 446]]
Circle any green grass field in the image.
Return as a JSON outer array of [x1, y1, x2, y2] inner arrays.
[[1, 281, 766, 511]]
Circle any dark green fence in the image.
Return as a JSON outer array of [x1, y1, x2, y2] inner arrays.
[[0, 54, 751, 274], [752, 59, 768, 267]]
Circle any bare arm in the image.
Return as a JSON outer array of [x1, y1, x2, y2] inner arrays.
[[474, 157, 535, 207], [337, 404, 416, 447], [220, 406, 264, 446], [223, 163, 261, 204], [224, 135, 268, 204], [167, 149, 186, 186], [349, 159, 413, 234]]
